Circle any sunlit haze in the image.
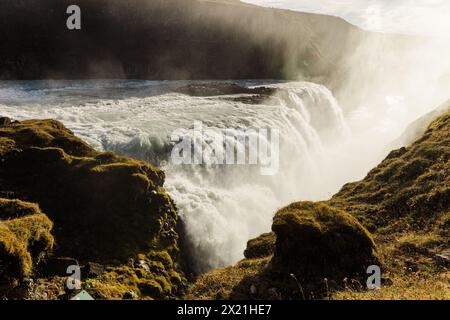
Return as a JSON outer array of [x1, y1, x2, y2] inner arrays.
[[243, 0, 450, 37]]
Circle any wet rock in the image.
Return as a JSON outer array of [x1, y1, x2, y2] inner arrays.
[[174, 83, 276, 97]]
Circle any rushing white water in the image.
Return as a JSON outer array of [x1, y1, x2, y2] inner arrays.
[[0, 79, 429, 272]]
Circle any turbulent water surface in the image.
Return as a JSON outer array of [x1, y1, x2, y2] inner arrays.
[[0, 80, 430, 272]]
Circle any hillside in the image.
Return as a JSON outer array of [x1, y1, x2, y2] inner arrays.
[[0, 0, 364, 80], [187, 107, 450, 300]]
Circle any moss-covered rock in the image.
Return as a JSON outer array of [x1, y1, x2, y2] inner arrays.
[[0, 199, 53, 280], [0, 119, 184, 299], [0, 119, 95, 157], [0, 119, 176, 261], [272, 201, 380, 281], [244, 233, 276, 259], [187, 202, 380, 300], [85, 250, 184, 300]]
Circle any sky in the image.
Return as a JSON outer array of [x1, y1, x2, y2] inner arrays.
[[242, 0, 450, 37]]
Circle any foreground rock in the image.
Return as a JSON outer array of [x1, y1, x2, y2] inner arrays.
[[0, 119, 184, 299], [272, 202, 380, 282]]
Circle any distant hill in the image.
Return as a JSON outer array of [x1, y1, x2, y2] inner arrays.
[[0, 0, 365, 81]]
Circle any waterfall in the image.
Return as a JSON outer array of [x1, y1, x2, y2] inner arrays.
[[0, 80, 352, 273]]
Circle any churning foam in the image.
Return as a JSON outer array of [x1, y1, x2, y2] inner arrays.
[[0, 80, 417, 273]]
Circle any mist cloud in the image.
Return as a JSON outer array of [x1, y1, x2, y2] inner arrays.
[[243, 0, 450, 37]]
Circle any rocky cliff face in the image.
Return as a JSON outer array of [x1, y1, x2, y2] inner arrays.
[[0, 0, 363, 81], [187, 108, 450, 300], [0, 119, 184, 299]]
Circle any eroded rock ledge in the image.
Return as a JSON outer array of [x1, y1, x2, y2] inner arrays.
[[0, 118, 185, 300]]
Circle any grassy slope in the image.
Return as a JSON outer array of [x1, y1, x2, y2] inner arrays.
[[328, 108, 450, 299], [187, 108, 450, 300]]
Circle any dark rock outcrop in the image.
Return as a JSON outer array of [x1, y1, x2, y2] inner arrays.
[[175, 83, 276, 97], [0, 118, 184, 299], [175, 82, 279, 105]]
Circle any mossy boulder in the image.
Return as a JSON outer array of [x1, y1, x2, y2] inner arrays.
[[0, 119, 184, 299], [272, 201, 381, 281], [186, 202, 380, 300], [0, 119, 177, 261], [0, 199, 53, 280]]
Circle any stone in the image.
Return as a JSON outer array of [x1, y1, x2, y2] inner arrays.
[[272, 201, 381, 282]]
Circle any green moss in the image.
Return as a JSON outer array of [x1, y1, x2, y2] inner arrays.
[[244, 232, 276, 259], [272, 202, 380, 281], [86, 250, 184, 300], [0, 199, 42, 220], [187, 202, 380, 300], [0, 119, 96, 157], [330, 110, 450, 237], [0, 119, 184, 299], [185, 257, 270, 300], [0, 119, 180, 262], [0, 199, 53, 279]]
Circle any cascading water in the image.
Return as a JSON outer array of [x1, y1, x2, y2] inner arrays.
[[0, 80, 382, 273]]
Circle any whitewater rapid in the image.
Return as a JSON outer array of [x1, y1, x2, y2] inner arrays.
[[0, 80, 421, 272]]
